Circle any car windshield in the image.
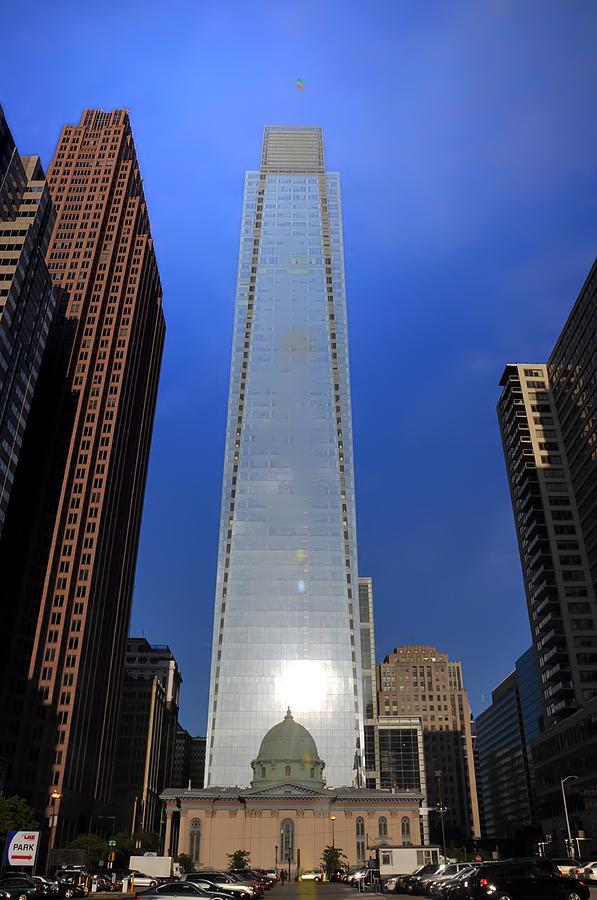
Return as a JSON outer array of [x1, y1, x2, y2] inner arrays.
[[455, 867, 479, 881], [418, 865, 440, 876]]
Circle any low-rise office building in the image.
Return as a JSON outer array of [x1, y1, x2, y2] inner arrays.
[[161, 710, 423, 872]]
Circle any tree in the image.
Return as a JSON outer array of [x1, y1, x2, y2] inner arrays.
[[0, 795, 38, 847], [227, 850, 251, 870], [66, 834, 108, 870], [174, 854, 194, 874], [113, 832, 134, 868], [321, 845, 347, 877]]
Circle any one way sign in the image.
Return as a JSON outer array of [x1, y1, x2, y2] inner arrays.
[[3, 830, 40, 867]]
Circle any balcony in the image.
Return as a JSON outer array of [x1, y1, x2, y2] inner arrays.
[[547, 698, 579, 716], [544, 680, 575, 700], [535, 612, 555, 634], [533, 595, 557, 619], [523, 519, 548, 544], [539, 644, 568, 666], [537, 628, 558, 650]]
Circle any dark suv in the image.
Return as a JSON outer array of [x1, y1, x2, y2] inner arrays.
[[461, 858, 589, 900]]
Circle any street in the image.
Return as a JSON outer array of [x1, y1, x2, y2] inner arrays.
[[249, 882, 597, 900], [91, 883, 597, 900]]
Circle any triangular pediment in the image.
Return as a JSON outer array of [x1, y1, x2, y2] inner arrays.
[[243, 781, 326, 799]]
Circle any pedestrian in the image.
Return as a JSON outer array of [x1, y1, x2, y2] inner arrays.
[[280, 870, 287, 886]]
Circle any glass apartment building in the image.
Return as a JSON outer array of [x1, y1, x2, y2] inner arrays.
[[206, 127, 364, 788]]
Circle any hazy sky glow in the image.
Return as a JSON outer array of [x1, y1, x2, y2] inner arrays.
[[3, 0, 597, 734]]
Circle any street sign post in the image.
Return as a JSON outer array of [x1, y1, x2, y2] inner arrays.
[[3, 830, 41, 868]]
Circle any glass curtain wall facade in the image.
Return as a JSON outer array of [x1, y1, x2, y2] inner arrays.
[[206, 127, 363, 788]]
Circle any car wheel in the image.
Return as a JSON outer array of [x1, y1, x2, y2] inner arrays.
[[19, 894, 28, 900], [150, 883, 157, 889], [495, 895, 513, 900], [64, 890, 74, 898], [565, 893, 583, 900]]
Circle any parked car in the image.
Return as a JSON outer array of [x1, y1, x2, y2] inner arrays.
[[415, 865, 454, 894], [263, 874, 278, 884], [136, 882, 239, 900], [548, 858, 583, 878], [158, 880, 238, 900], [96, 871, 124, 892], [229, 872, 266, 895], [183, 874, 252, 900], [443, 867, 481, 900], [385, 866, 427, 894], [0, 877, 43, 900], [400, 864, 444, 895], [52, 870, 89, 899], [247, 872, 275, 890], [126, 873, 159, 890], [297, 871, 322, 882], [347, 869, 367, 888], [54, 879, 87, 900], [426, 865, 474, 897], [452, 858, 589, 900], [571, 861, 597, 883], [31, 879, 58, 897]]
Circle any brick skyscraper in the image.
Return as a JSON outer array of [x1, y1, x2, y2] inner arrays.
[[0, 109, 164, 842]]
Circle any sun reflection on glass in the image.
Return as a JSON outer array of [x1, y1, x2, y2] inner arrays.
[[276, 660, 328, 712]]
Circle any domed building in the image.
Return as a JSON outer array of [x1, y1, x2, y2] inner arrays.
[[161, 711, 423, 873], [251, 709, 326, 788]]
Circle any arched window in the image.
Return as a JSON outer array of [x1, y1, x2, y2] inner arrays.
[[285, 765, 291, 777], [261, 766, 266, 778], [356, 817, 365, 864], [379, 816, 388, 837], [189, 818, 201, 865], [401, 816, 411, 846], [280, 818, 294, 862]]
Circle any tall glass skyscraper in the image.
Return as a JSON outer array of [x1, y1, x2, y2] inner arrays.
[[206, 127, 364, 788]]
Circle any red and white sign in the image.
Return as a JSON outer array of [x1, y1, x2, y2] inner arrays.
[[7, 831, 40, 867]]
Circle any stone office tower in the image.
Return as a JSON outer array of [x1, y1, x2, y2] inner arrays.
[[377, 645, 481, 840], [206, 127, 364, 788], [0, 106, 58, 538], [0, 109, 164, 841]]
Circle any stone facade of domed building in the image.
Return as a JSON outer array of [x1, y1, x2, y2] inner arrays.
[[161, 711, 423, 872]]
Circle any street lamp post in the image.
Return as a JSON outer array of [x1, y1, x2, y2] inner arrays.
[[46, 791, 63, 872], [435, 770, 447, 861], [275, 844, 278, 871], [330, 815, 336, 848], [49, 791, 62, 851], [561, 775, 578, 857]]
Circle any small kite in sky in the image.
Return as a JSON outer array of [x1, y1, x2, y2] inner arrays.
[[296, 78, 305, 90]]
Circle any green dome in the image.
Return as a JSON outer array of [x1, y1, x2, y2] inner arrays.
[[250, 709, 326, 787]]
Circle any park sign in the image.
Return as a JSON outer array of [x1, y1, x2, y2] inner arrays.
[[3, 830, 41, 867]]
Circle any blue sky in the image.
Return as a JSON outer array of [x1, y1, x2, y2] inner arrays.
[[3, 0, 597, 735]]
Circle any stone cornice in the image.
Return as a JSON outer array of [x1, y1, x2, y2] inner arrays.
[[161, 784, 423, 805]]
